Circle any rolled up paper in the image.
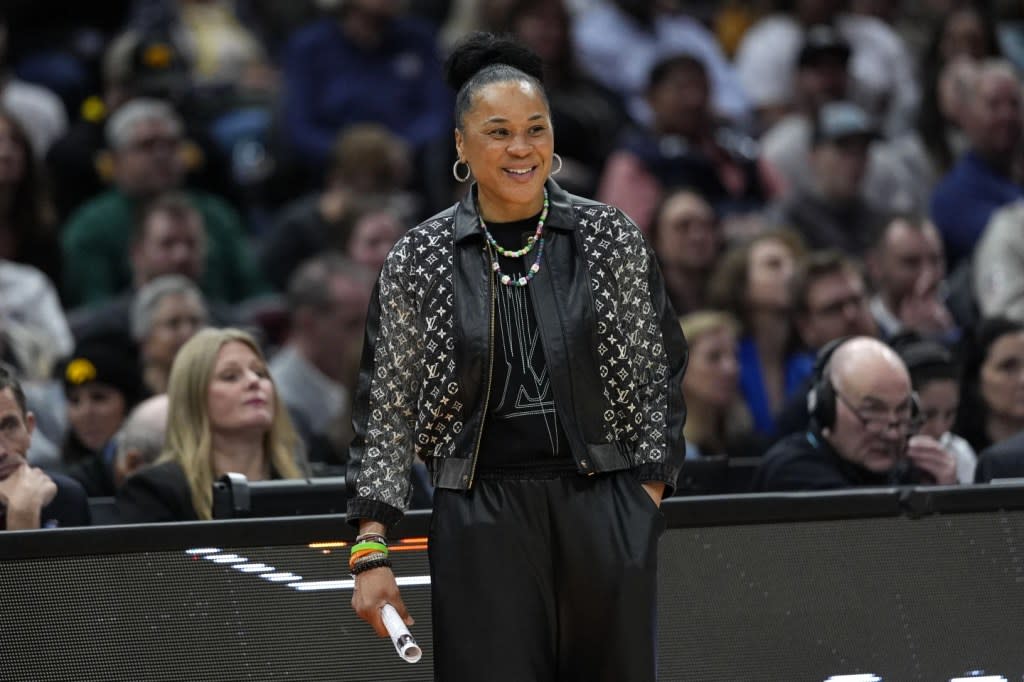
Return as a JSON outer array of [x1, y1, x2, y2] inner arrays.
[[381, 603, 422, 663]]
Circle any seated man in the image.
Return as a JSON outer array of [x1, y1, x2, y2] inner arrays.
[[0, 366, 89, 529], [753, 336, 956, 491]]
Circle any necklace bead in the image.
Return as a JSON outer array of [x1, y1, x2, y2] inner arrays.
[[480, 189, 549, 288]]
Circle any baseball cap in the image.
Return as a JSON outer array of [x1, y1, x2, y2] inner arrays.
[[812, 101, 879, 145]]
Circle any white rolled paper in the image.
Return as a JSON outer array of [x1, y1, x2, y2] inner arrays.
[[381, 603, 422, 663]]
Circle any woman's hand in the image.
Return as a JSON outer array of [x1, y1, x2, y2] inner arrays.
[[352, 566, 414, 637]]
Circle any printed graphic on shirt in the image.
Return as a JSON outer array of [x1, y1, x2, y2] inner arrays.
[[492, 280, 561, 454]]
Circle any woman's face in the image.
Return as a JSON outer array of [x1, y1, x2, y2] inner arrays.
[[0, 117, 26, 187], [67, 383, 128, 451], [207, 341, 275, 438], [455, 79, 554, 222], [682, 326, 739, 410], [981, 331, 1024, 422], [348, 210, 403, 273], [916, 378, 959, 440], [654, 191, 719, 271], [746, 238, 796, 311]]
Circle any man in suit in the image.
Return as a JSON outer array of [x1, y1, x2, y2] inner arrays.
[[0, 366, 89, 529]]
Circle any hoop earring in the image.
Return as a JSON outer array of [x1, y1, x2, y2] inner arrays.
[[551, 153, 563, 176], [452, 159, 471, 183]]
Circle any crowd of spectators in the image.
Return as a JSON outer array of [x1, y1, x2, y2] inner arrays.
[[5, 0, 1024, 529]]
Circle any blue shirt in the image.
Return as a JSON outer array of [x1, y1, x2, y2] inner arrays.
[[281, 18, 452, 170], [738, 338, 814, 436], [930, 151, 1024, 264]]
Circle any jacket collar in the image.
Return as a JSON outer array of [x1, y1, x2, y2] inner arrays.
[[454, 178, 576, 243]]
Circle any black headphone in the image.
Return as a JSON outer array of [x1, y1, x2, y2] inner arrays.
[[806, 336, 922, 431], [806, 337, 850, 430]]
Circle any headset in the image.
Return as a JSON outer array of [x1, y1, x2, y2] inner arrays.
[[806, 336, 921, 431]]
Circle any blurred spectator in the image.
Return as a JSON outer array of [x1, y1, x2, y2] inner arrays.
[[112, 393, 168, 489], [753, 336, 956, 491], [44, 26, 243, 221], [270, 255, 373, 466], [865, 214, 957, 341], [930, 59, 1024, 266], [132, 275, 209, 395], [679, 311, 751, 458], [0, 365, 89, 529], [793, 251, 879, 352], [0, 259, 73, 362], [0, 110, 62, 290], [280, 0, 451, 180], [974, 202, 1024, 322], [165, 0, 275, 90], [904, 8, 1001, 185], [60, 98, 267, 308], [598, 54, 769, 232], [709, 230, 811, 439], [767, 101, 887, 258], [734, 0, 919, 136], [770, 250, 880, 441], [648, 188, 722, 315], [259, 123, 413, 290], [117, 327, 304, 522], [760, 23, 851, 172], [58, 337, 146, 497], [892, 336, 976, 483], [572, 0, 750, 126], [955, 317, 1024, 453], [0, 12, 67, 158], [496, 0, 626, 195]]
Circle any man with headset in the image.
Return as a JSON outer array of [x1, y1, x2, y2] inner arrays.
[[752, 336, 957, 491]]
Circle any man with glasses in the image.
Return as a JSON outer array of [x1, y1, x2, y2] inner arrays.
[[752, 336, 956, 491], [60, 98, 267, 308]]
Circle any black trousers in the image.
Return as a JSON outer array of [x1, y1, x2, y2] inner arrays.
[[428, 471, 664, 682]]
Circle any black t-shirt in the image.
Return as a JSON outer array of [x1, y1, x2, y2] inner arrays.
[[476, 213, 574, 474]]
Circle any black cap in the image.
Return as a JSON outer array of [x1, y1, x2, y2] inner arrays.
[[798, 24, 851, 68], [812, 101, 879, 145], [58, 338, 145, 408]]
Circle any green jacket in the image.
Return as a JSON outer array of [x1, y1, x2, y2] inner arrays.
[[61, 189, 268, 308]]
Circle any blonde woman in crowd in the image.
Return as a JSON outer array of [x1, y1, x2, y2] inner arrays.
[[680, 311, 752, 458], [116, 328, 303, 522]]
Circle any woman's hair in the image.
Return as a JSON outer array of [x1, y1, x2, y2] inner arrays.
[[162, 327, 302, 520], [916, 6, 1001, 172], [679, 310, 740, 345], [445, 32, 548, 130], [678, 310, 751, 454], [954, 316, 1024, 448], [707, 229, 806, 327], [0, 109, 58, 262]]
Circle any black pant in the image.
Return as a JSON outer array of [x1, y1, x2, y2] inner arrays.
[[428, 471, 664, 682]]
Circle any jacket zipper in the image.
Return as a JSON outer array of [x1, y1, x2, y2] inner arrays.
[[468, 244, 496, 489]]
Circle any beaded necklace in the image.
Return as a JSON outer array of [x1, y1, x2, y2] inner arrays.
[[479, 189, 549, 287]]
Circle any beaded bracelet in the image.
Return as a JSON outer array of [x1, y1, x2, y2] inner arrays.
[[351, 556, 392, 576], [349, 549, 388, 571], [355, 532, 387, 545]]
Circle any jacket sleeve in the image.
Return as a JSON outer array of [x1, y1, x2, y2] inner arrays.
[[346, 238, 422, 528], [616, 211, 688, 492]]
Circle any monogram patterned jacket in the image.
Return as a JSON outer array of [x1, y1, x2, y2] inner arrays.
[[346, 180, 688, 528]]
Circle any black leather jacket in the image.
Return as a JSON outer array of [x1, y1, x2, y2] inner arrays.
[[346, 180, 687, 527]]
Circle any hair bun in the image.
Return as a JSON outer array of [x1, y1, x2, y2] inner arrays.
[[444, 32, 544, 92]]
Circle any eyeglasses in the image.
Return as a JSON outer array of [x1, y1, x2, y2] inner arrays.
[[810, 292, 867, 318], [835, 390, 919, 436]]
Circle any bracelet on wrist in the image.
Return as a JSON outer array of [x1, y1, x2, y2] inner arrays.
[[351, 556, 392, 576]]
